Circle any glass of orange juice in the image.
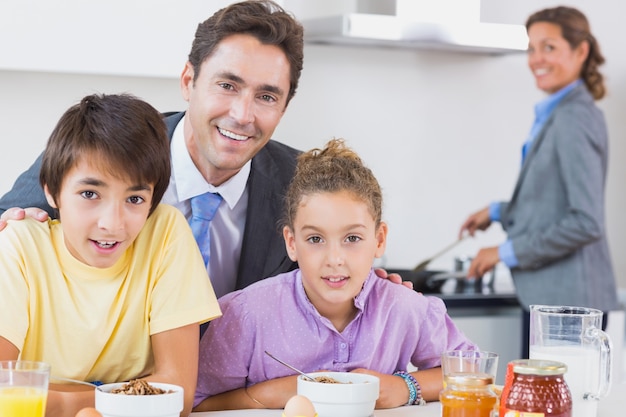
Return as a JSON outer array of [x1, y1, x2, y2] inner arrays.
[[0, 360, 50, 417]]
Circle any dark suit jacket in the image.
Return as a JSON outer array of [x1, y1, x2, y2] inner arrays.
[[0, 111, 299, 290], [499, 84, 619, 311]]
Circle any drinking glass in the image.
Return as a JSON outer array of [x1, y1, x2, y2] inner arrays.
[[0, 360, 50, 417]]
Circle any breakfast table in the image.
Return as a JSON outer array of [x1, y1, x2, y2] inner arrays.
[[190, 381, 626, 417]]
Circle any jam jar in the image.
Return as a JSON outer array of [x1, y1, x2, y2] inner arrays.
[[440, 373, 498, 417], [501, 359, 572, 417]]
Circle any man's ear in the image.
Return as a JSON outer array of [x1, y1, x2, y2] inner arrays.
[[43, 185, 58, 209], [283, 226, 298, 262], [180, 61, 195, 102]]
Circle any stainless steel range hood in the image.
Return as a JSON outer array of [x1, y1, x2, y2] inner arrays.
[[302, 13, 529, 55]]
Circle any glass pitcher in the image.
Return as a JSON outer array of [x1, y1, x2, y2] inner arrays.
[[529, 305, 612, 417]]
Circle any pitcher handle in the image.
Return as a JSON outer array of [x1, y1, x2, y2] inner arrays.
[[584, 328, 612, 400]]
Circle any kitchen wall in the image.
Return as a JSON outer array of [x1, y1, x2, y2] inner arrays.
[[1, 0, 624, 290]]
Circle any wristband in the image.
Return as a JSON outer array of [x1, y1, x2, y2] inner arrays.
[[393, 371, 426, 406]]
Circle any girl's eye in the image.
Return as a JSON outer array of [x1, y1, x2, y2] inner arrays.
[[346, 235, 362, 243], [128, 196, 145, 205], [307, 236, 322, 244], [80, 191, 97, 200]]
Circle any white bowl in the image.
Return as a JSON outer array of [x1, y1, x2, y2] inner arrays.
[[95, 382, 184, 417], [297, 372, 379, 417]]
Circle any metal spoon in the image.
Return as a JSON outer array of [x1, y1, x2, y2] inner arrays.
[[264, 351, 316, 382], [413, 236, 466, 272]]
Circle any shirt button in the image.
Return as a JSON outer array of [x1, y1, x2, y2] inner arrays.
[[340, 343, 347, 349]]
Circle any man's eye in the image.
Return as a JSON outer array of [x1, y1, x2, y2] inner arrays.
[[260, 94, 276, 103], [80, 191, 97, 200], [219, 82, 235, 90]]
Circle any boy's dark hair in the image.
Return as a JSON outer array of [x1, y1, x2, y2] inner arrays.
[[40, 93, 170, 215], [188, 0, 304, 106]]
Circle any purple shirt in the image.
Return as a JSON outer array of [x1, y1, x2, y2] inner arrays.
[[194, 269, 478, 406]]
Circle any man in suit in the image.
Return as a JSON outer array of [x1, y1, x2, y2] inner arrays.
[[0, 1, 404, 297]]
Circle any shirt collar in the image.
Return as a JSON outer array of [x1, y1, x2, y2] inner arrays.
[[534, 79, 583, 122], [294, 269, 375, 315], [170, 114, 250, 210]]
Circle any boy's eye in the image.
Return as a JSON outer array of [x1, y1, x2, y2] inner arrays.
[[346, 235, 362, 243], [128, 196, 145, 205], [80, 191, 98, 200]]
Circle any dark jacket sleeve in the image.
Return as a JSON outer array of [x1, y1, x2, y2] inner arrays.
[[0, 153, 54, 217]]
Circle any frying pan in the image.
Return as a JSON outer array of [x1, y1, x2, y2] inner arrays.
[[385, 269, 449, 293]]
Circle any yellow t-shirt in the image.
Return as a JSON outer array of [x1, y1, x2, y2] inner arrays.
[[0, 204, 221, 383]]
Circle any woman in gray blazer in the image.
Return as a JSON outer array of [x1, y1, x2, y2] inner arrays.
[[458, 6, 619, 354]]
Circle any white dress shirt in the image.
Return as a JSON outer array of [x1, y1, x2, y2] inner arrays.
[[161, 115, 250, 298]]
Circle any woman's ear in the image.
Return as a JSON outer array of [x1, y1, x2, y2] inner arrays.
[[43, 185, 58, 209], [576, 40, 590, 64], [283, 225, 298, 262]]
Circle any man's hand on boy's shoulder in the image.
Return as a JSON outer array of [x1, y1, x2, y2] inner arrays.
[[0, 207, 49, 231], [374, 268, 413, 290]]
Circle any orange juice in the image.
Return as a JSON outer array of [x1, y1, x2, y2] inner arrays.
[[0, 386, 47, 417]]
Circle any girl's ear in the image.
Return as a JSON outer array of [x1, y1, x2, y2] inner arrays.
[[283, 225, 298, 262], [374, 221, 388, 258], [43, 184, 58, 209]]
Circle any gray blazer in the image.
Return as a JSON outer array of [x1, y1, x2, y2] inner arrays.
[[499, 84, 619, 311], [0, 111, 300, 290]]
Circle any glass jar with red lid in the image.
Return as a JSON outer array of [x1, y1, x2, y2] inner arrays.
[[501, 359, 572, 417]]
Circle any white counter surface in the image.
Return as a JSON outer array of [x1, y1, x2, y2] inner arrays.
[[191, 381, 625, 416]]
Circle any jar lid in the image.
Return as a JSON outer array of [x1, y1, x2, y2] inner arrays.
[[444, 373, 494, 386], [511, 359, 567, 375]]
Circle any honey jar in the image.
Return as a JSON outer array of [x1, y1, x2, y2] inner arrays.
[[440, 373, 498, 417], [501, 359, 572, 417]]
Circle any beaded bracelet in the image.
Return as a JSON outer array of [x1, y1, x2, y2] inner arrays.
[[393, 371, 426, 406]]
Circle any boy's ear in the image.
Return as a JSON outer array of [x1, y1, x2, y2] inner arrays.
[[283, 226, 298, 262], [43, 185, 58, 209]]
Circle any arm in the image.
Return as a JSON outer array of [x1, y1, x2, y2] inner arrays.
[[194, 375, 299, 411], [506, 104, 608, 269], [0, 337, 96, 417], [146, 324, 200, 417], [36, 326, 200, 417], [351, 367, 443, 408], [0, 153, 54, 218]]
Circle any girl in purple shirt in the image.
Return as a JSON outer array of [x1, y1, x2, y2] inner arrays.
[[194, 139, 478, 411]]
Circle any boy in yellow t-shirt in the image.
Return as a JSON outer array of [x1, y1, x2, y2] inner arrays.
[[0, 94, 221, 417]]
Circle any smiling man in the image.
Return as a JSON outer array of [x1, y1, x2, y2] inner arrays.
[[0, 1, 304, 299]]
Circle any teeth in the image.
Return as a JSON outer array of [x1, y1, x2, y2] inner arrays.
[[328, 277, 346, 282], [97, 241, 116, 248], [218, 127, 248, 141], [535, 68, 548, 76]]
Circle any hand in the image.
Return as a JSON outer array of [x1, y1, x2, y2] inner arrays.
[[374, 268, 413, 290], [350, 368, 407, 408], [467, 247, 499, 278], [458, 206, 491, 238], [0, 207, 49, 232]]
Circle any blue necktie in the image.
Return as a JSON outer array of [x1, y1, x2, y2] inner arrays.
[[189, 192, 223, 267]]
